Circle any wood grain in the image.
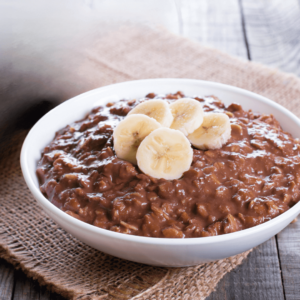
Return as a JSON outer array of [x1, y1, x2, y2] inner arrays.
[[241, 0, 300, 76], [12, 267, 65, 300], [12, 268, 49, 300], [206, 237, 285, 300], [180, 0, 248, 58], [0, 258, 14, 300], [277, 220, 300, 300]]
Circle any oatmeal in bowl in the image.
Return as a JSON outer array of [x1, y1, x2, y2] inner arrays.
[[21, 79, 300, 266], [36, 91, 300, 239]]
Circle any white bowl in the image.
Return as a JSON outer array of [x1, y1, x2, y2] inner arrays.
[[21, 79, 300, 267]]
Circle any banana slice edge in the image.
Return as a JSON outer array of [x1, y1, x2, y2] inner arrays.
[[128, 99, 173, 127], [113, 114, 162, 164], [169, 98, 204, 135], [136, 127, 193, 180], [188, 112, 231, 150]]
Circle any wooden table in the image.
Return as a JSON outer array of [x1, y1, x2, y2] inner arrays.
[[1, 0, 300, 299]]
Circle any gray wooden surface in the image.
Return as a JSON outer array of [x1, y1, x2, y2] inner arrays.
[[1, 0, 300, 299]]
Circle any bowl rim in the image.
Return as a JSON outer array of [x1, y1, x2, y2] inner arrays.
[[21, 78, 300, 246]]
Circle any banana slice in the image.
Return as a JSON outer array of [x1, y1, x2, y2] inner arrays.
[[128, 99, 173, 127], [188, 113, 231, 150], [113, 114, 161, 164], [136, 128, 193, 180], [169, 98, 204, 135]]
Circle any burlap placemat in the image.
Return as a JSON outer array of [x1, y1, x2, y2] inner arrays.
[[1, 27, 300, 300]]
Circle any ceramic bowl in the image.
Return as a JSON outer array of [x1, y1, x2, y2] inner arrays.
[[21, 79, 300, 267]]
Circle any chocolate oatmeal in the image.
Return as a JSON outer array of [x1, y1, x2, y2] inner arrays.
[[36, 92, 300, 238]]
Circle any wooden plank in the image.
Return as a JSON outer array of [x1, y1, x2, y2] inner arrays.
[[241, 0, 300, 76], [277, 219, 300, 300], [0, 258, 14, 300], [12, 267, 65, 300], [206, 237, 285, 300], [180, 0, 248, 58], [13, 268, 48, 300]]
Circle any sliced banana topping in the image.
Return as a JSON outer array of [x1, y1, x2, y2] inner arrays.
[[188, 113, 231, 150], [113, 114, 161, 164], [113, 97, 233, 180], [128, 99, 173, 127], [136, 128, 193, 180], [169, 98, 204, 135]]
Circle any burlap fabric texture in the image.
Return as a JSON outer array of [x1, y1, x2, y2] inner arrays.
[[1, 27, 300, 300]]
